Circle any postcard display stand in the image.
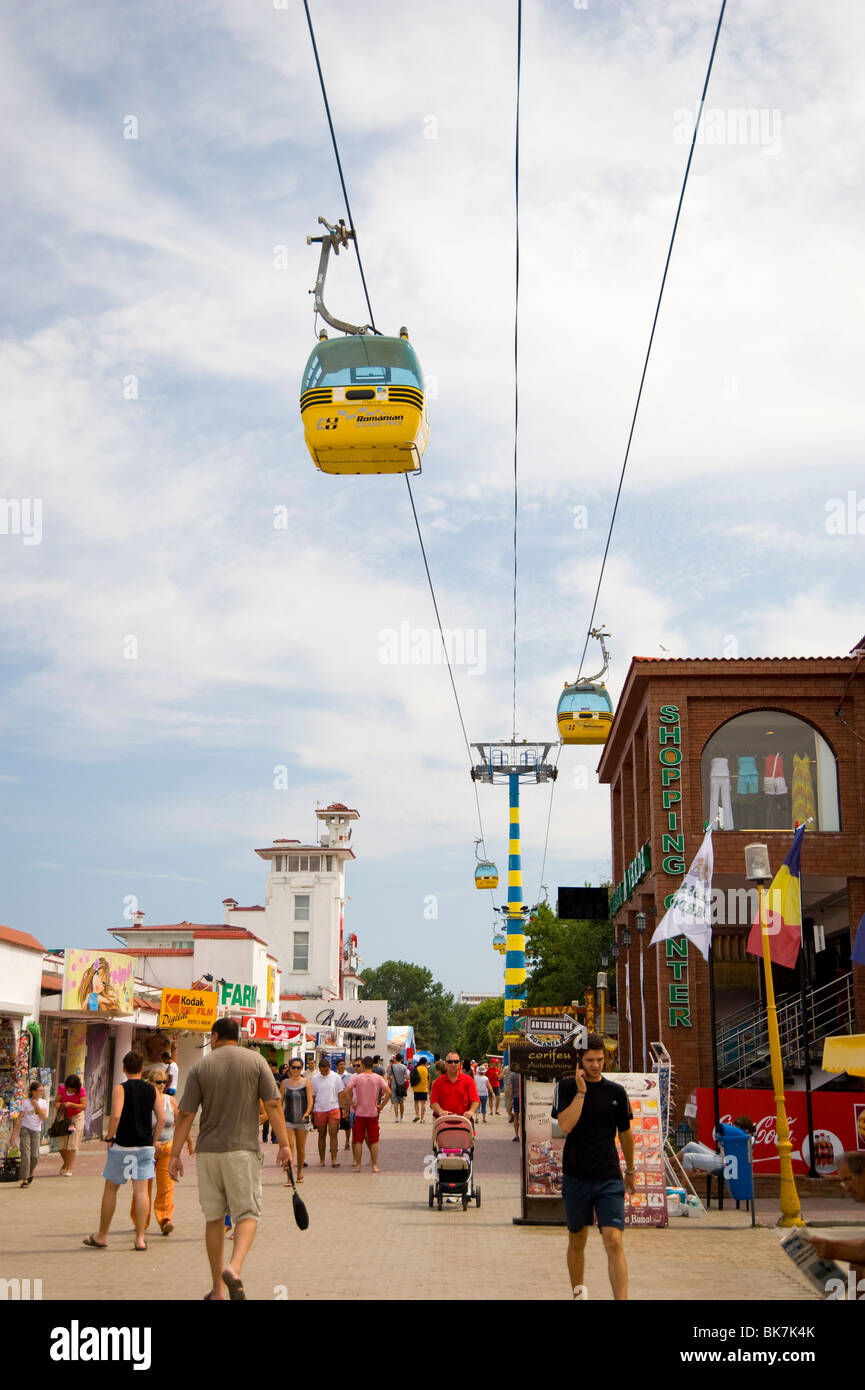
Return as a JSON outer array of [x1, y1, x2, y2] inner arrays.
[[0, 1021, 29, 1155]]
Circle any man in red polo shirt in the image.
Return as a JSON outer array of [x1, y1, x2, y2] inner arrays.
[[430, 1052, 479, 1121]]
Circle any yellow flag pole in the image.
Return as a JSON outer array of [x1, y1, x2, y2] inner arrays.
[[759, 882, 805, 1227]]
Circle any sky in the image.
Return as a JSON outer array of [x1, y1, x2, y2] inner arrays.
[[1, 0, 863, 996]]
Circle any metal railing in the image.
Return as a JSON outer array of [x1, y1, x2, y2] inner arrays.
[[716, 973, 854, 1089]]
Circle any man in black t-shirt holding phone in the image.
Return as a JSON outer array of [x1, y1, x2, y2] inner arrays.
[[551, 1033, 635, 1300]]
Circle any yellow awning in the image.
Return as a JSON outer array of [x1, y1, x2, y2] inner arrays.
[[821, 1034, 865, 1078]]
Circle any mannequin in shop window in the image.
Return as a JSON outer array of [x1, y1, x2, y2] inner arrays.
[[708, 756, 733, 829], [791, 754, 817, 829]]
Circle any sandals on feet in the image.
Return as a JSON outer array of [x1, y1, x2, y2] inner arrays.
[[222, 1269, 246, 1301]]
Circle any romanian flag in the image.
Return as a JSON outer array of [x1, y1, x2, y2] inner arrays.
[[745, 824, 805, 970]]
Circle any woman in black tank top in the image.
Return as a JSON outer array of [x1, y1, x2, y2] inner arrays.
[[280, 1064, 313, 1183], [114, 1079, 157, 1147]]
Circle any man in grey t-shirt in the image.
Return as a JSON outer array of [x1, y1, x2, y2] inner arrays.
[[388, 1054, 409, 1123], [170, 1017, 290, 1301]]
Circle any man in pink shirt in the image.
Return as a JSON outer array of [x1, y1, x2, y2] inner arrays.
[[345, 1056, 391, 1173]]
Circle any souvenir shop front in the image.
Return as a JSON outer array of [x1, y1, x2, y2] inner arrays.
[[0, 927, 46, 1162], [38, 948, 147, 1141], [597, 654, 865, 1114]]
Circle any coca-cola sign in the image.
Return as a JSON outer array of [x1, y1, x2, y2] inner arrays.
[[696, 1088, 862, 1175]]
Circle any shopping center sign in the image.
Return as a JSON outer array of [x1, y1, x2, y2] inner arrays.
[[659, 703, 686, 879], [609, 842, 651, 917]]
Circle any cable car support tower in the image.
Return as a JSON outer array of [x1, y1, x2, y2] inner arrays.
[[471, 742, 557, 1043]]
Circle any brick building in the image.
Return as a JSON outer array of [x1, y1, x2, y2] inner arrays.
[[596, 653, 865, 1117]]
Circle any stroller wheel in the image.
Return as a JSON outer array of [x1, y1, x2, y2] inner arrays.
[[428, 1184, 435, 1208], [475, 1185, 481, 1207], [437, 1193, 443, 1210], [462, 1194, 468, 1210]]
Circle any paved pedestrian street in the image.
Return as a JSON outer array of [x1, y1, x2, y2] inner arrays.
[[4, 1112, 860, 1302]]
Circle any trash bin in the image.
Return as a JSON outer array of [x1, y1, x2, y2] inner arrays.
[[715, 1122, 754, 1202]]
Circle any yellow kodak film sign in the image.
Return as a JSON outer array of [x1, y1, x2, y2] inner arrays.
[[158, 989, 219, 1031]]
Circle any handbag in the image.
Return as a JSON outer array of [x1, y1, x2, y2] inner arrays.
[[48, 1109, 72, 1138], [0, 1153, 21, 1182]]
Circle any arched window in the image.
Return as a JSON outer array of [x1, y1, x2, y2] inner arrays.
[[702, 711, 839, 832]]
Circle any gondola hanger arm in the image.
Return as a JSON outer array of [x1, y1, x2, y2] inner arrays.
[[306, 216, 377, 336], [574, 627, 611, 687]]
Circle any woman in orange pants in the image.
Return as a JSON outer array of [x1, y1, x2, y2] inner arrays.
[[130, 1067, 193, 1234]]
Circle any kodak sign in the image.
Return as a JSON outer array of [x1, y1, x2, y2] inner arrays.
[[158, 989, 219, 1032]]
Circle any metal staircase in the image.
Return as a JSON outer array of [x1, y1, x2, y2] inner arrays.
[[716, 972, 855, 1089]]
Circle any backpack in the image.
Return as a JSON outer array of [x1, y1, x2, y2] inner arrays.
[[409, 1065, 421, 1088]]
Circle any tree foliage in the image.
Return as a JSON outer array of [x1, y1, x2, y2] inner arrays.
[[455, 995, 505, 1061], [358, 959, 467, 1056], [524, 901, 614, 1007]]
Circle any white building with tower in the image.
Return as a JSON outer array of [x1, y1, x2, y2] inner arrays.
[[225, 803, 360, 1000]]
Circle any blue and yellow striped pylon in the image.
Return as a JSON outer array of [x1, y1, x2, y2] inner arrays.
[[503, 772, 526, 1038]]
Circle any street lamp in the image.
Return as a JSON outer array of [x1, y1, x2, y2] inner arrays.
[[635, 913, 648, 1071], [597, 955, 609, 1036], [745, 842, 804, 1227], [620, 929, 633, 1068]]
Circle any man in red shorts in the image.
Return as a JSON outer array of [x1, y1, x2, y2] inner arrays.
[[344, 1056, 390, 1172], [430, 1052, 479, 1122]]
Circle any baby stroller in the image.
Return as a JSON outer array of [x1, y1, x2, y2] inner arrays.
[[429, 1114, 481, 1210]]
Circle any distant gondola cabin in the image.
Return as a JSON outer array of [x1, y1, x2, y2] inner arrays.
[[300, 331, 429, 475], [474, 862, 499, 890]]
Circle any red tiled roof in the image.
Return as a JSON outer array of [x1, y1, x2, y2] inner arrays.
[[281, 1011, 307, 1023], [133, 996, 158, 1013], [192, 930, 269, 945], [123, 949, 194, 957], [41, 972, 62, 992], [632, 655, 853, 663], [0, 924, 46, 953], [112, 923, 268, 945], [114, 923, 219, 932], [231, 906, 265, 912], [280, 993, 305, 1000]]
